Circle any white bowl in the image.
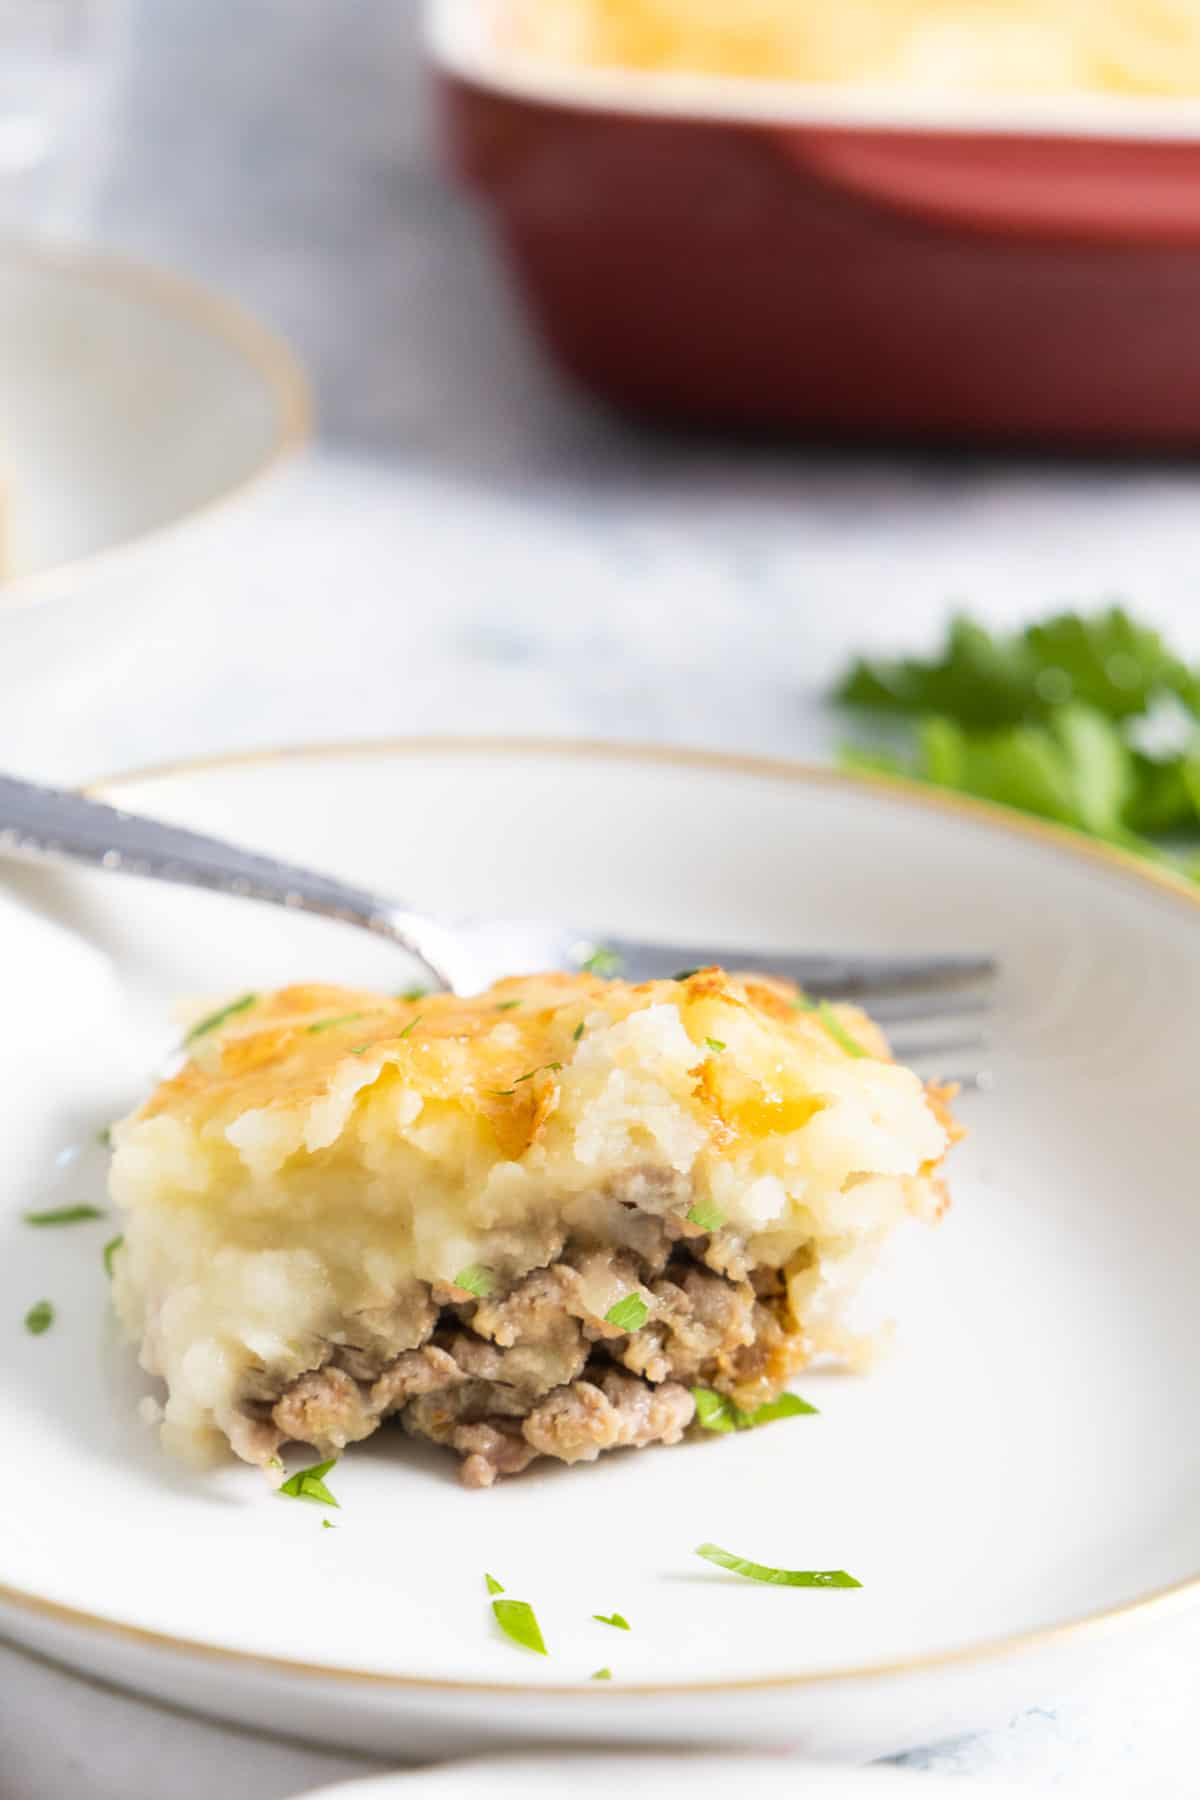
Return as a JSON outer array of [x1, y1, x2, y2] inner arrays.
[[0, 244, 309, 696]]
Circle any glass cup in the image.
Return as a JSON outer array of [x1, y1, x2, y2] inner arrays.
[[0, 0, 116, 230]]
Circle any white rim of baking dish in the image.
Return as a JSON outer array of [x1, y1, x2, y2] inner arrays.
[[3, 733, 1200, 1700], [426, 0, 1200, 141]]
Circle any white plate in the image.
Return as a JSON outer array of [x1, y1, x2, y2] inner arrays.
[[299, 1752, 1039, 1800], [1, 739, 1198, 1762], [0, 245, 308, 694]]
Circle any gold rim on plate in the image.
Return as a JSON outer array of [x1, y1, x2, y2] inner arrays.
[[2, 734, 1198, 1700], [0, 241, 311, 610]]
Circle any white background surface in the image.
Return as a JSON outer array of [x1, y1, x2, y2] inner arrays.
[[4, 3, 1200, 1795]]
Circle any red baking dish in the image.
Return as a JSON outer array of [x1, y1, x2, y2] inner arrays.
[[428, 0, 1200, 448]]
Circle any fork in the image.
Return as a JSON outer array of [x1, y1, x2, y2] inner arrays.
[[0, 773, 994, 1081]]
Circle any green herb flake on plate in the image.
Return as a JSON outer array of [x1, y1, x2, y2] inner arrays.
[[695, 1542, 860, 1588]]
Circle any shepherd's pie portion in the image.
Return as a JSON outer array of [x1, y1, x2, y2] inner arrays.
[[111, 970, 959, 1487]]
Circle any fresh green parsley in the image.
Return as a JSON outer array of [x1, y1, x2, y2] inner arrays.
[[488, 1062, 563, 1097], [278, 1457, 339, 1508], [492, 1597, 547, 1656], [592, 1612, 630, 1631], [691, 1388, 817, 1433], [673, 968, 701, 981], [591, 1668, 613, 1681], [795, 996, 869, 1059], [397, 1013, 423, 1039], [495, 999, 522, 1012], [835, 607, 1200, 879], [580, 947, 621, 978], [185, 992, 257, 1043], [704, 1037, 726, 1054], [695, 1542, 860, 1588], [307, 1012, 371, 1034], [321, 1519, 335, 1530], [398, 986, 429, 1001], [836, 608, 1197, 728], [103, 1235, 124, 1278], [686, 1200, 725, 1233], [97, 1126, 113, 1149], [485, 1573, 505, 1596], [24, 1299, 53, 1336], [572, 1020, 585, 1042], [350, 1046, 370, 1056], [816, 1002, 868, 1059], [23, 1204, 104, 1227], [455, 1265, 495, 1299], [604, 1293, 648, 1334]]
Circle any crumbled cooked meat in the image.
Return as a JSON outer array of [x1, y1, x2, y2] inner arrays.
[[721, 1296, 809, 1410], [248, 1194, 809, 1485], [456, 1421, 541, 1489], [522, 1371, 694, 1463], [701, 1228, 754, 1283], [333, 1283, 438, 1380], [445, 1328, 589, 1399], [370, 1345, 464, 1417], [471, 1265, 581, 1347], [271, 1366, 376, 1451]]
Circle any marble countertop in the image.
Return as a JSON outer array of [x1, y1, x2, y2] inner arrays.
[[4, 3, 1200, 1794]]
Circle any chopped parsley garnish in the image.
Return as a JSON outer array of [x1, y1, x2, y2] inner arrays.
[[695, 1542, 860, 1588], [103, 1235, 124, 1278], [488, 1062, 563, 1097], [604, 1293, 648, 1334], [591, 1668, 612, 1681], [24, 1300, 53, 1335], [592, 1612, 630, 1631], [321, 1519, 335, 1530], [492, 1597, 547, 1656], [399, 986, 429, 1001], [307, 1011, 370, 1034], [278, 1457, 339, 1508], [580, 947, 621, 978], [704, 1037, 726, 1054], [495, 999, 521, 1012], [185, 992, 257, 1043], [97, 1126, 113, 1149], [795, 995, 869, 1059], [397, 1013, 423, 1039], [572, 1021, 585, 1042], [691, 1388, 817, 1434], [23, 1204, 104, 1227], [816, 1002, 868, 1059], [455, 1265, 495, 1299], [686, 1200, 725, 1233], [673, 969, 700, 981], [350, 1046, 370, 1056], [485, 1573, 505, 1595]]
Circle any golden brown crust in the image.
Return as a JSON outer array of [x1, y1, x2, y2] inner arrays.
[[147, 969, 957, 1164]]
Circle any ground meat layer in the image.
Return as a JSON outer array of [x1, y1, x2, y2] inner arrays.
[[249, 1223, 809, 1487]]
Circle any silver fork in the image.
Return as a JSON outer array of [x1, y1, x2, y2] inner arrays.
[[0, 774, 995, 1081]]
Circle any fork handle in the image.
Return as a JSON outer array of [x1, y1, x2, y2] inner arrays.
[[0, 774, 461, 987]]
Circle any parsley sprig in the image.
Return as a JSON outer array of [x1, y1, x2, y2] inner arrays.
[[278, 1458, 339, 1508], [836, 607, 1200, 878], [691, 1387, 817, 1433], [488, 1062, 562, 1098]]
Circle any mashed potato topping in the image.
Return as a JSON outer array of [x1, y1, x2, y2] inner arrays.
[[112, 970, 958, 1485], [502, 0, 1200, 98]]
